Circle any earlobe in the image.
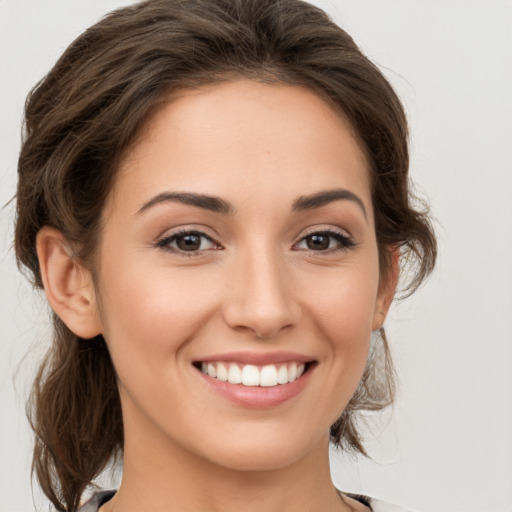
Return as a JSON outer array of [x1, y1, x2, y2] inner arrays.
[[372, 246, 400, 331], [36, 226, 102, 339]]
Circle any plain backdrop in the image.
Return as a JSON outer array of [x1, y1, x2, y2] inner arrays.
[[1, 1, 511, 511]]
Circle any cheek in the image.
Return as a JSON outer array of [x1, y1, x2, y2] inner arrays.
[[96, 249, 221, 363], [300, 258, 380, 401], [306, 265, 379, 343]]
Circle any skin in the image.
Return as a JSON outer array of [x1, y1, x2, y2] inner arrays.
[[37, 80, 397, 512]]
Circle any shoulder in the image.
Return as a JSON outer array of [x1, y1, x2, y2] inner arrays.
[[81, 489, 415, 512], [346, 493, 417, 512], [368, 497, 416, 512], [78, 490, 116, 512]]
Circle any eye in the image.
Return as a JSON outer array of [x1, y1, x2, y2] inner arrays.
[[157, 230, 220, 254], [295, 230, 355, 252]]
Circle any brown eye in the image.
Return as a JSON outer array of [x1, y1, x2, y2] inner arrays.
[[176, 234, 202, 251], [306, 234, 330, 251], [295, 230, 355, 253], [157, 231, 218, 253]]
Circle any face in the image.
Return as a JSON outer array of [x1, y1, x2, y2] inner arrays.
[[95, 80, 392, 471]]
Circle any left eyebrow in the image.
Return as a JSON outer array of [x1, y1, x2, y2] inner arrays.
[[292, 188, 368, 221], [137, 191, 234, 215]]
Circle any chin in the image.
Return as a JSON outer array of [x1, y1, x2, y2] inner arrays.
[[193, 426, 327, 473]]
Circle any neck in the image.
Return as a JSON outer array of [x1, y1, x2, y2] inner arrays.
[[101, 426, 351, 512]]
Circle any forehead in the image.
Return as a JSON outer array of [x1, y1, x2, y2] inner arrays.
[[108, 80, 372, 218]]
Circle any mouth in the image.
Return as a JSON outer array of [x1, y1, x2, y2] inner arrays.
[[193, 360, 315, 387], [192, 351, 317, 407]]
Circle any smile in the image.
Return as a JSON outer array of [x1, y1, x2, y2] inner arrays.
[[193, 352, 316, 407], [199, 361, 306, 387]]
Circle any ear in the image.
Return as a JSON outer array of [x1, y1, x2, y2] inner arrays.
[[372, 246, 400, 331], [36, 226, 102, 339]]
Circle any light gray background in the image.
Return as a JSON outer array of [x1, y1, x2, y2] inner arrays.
[[1, 1, 511, 511]]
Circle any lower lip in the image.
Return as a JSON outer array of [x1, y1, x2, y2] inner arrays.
[[196, 366, 314, 408]]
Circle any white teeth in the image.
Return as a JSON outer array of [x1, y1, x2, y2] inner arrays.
[[277, 365, 289, 384], [241, 365, 260, 386], [216, 362, 228, 381], [260, 365, 278, 387], [227, 364, 242, 384], [207, 363, 217, 378], [200, 361, 308, 387], [288, 362, 298, 382]]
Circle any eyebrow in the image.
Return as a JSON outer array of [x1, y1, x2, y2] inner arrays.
[[137, 191, 234, 215], [292, 188, 368, 220], [137, 187, 367, 219]]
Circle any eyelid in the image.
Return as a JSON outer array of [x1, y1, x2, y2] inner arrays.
[[153, 224, 356, 255], [293, 226, 357, 253], [155, 227, 223, 255], [154, 223, 221, 242], [299, 225, 352, 239]]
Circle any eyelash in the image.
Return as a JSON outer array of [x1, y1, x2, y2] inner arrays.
[[155, 229, 220, 256], [155, 228, 356, 256], [294, 228, 356, 254]]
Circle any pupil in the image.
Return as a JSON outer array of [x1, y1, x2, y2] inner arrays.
[[307, 234, 329, 250], [177, 234, 201, 251]]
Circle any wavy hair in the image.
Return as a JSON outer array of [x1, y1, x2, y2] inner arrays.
[[14, 0, 437, 510]]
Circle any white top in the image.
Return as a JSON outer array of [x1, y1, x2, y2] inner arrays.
[[368, 497, 414, 512], [80, 490, 416, 511], [345, 492, 414, 512]]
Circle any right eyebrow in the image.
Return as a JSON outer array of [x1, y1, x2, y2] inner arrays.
[[292, 187, 368, 221], [137, 191, 234, 216]]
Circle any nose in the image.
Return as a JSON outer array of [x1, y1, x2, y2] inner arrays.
[[222, 247, 301, 339]]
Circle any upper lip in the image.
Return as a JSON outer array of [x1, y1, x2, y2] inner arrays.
[[194, 351, 315, 366]]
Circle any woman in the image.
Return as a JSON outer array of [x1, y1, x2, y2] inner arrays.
[[14, 0, 436, 511]]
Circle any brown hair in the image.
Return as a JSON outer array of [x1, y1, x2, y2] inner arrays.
[[14, 0, 436, 510]]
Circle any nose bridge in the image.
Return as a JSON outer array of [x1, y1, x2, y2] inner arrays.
[[223, 238, 299, 338]]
